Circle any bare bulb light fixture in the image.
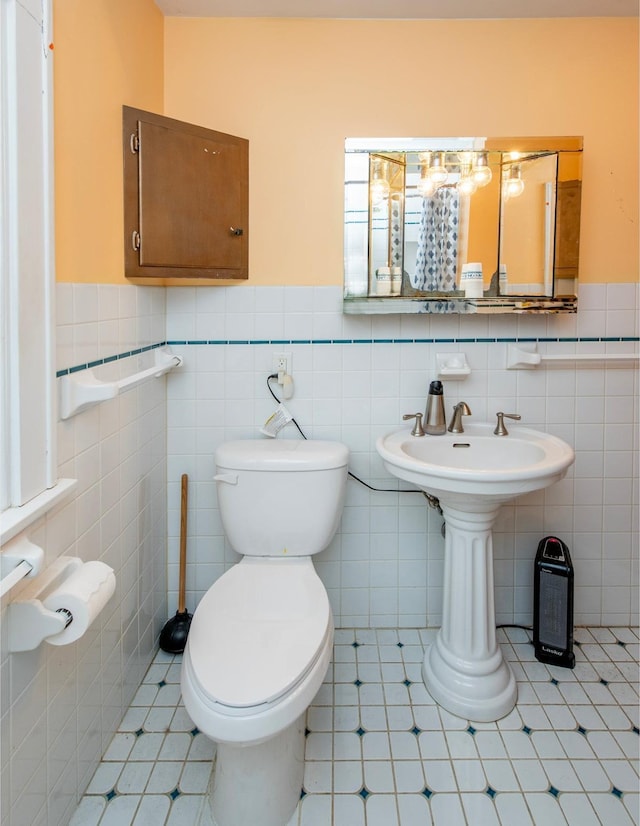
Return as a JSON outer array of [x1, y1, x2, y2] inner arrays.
[[370, 158, 390, 204], [416, 152, 437, 198], [502, 164, 525, 199], [427, 152, 448, 187], [471, 151, 493, 187]]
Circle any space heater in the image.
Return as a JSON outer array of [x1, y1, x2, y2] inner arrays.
[[533, 536, 575, 669]]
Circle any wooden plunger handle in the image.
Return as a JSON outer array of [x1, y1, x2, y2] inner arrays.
[[178, 474, 188, 614]]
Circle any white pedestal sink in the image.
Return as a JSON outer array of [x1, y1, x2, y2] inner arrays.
[[376, 423, 574, 722]]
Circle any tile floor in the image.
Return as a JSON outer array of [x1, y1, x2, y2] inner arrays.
[[70, 626, 639, 826]]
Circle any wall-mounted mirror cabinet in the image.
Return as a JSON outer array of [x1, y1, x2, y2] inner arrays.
[[344, 137, 582, 314]]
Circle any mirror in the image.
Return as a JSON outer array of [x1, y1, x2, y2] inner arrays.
[[344, 137, 583, 314]]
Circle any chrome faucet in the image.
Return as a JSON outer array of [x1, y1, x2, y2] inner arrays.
[[494, 412, 521, 436], [448, 401, 471, 433]]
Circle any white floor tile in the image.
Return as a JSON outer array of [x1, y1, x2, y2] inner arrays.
[[332, 760, 362, 793], [586, 730, 626, 759], [501, 730, 537, 759], [389, 731, 421, 760], [588, 792, 636, 826], [600, 758, 640, 792], [613, 730, 640, 759], [117, 762, 154, 794], [557, 730, 597, 759], [179, 761, 212, 794], [68, 796, 106, 826], [332, 794, 365, 826], [460, 792, 500, 826], [143, 707, 174, 733], [396, 793, 432, 824], [365, 793, 399, 826], [451, 759, 486, 792], [132, 795, 171, 826], [445, 730, 478, 759], [100, 795, 141, 826], [158, 733, 191, 762], [298, 793, 331, 826], [146, 762, 183, 794], [429, 792, 466, 826], [541, 759, 583, 792], [85, 762, 124, 794], [360, 705, 384, 731], [482, 760, 520, 792], [103, 733, 136, 761], [362, 732, 391, 760], [393, 761, 425, 793], [364, 760, 395, 792], [494, 792, 534, 826], [423, 761, 457, 792], [333, 732, 361, 760], [165, 794, 206, 826], [572, 758, 612, 792], [475, 731, 508, 759], [304, 761, 332, 793], [510, 759, 549, 792], [524, 792, 570, 826]]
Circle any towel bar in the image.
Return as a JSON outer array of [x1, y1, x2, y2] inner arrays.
[[59, 347, 183, 419], [507, 344, 639, 369]]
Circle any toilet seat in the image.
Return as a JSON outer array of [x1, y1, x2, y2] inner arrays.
[[186, 557, 331, 712]]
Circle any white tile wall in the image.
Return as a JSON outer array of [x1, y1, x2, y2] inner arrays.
[[0, 285, 168, 826], [165, 283, 639, 631], [1, 280, 638, 826]]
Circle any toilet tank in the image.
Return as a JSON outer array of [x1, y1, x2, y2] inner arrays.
[[214, 440, 349, 556]]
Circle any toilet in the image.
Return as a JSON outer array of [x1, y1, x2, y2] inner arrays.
[[181, 439, 349, 826]]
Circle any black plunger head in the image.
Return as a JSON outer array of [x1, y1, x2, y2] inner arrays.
[[159, 609, 192, 654]]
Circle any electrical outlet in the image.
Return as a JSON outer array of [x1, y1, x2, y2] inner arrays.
[[272, 352, 292, 381]]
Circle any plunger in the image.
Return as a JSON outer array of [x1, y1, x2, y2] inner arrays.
[[159, 474, 192, 653]]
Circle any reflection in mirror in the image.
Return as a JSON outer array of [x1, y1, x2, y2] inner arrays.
[[344, 137, 583, 314]]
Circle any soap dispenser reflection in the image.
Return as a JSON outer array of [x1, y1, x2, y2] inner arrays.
[[424, 380, 446, 435]]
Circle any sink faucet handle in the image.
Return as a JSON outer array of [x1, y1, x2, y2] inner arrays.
[[494, 412, 521, 436], [403, 412, 425, 437]]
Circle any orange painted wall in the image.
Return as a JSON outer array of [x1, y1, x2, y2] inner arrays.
[[53, 13, 637, 287], [54, 0, 164, 283], [164, 17, 638, 287]]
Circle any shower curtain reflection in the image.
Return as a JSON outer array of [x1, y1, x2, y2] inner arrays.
[[411, 188, 461, 291]]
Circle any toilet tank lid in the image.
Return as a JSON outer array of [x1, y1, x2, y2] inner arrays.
[[216, 439, 349, 471]]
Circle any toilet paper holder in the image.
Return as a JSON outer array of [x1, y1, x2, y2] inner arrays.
[[7, 555, 114, 653]]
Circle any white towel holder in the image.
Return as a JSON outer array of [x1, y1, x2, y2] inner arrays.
[[507, 343, 639, 369], [59, 347, 182, 420]]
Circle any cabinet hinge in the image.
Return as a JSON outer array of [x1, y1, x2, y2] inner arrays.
[[129, 132, 140, 154], [131, 230, 141, 251]]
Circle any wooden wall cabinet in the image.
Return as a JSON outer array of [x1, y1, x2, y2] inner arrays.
[[123, 106, 248, 281]]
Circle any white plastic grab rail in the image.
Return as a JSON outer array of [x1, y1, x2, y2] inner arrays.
[[0, 535, 44, 598], [59, 347, 182, 420], [507, 343, 639, 369]]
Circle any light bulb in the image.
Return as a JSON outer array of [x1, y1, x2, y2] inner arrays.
[[427, 152, 448, 186], [457, 174, 478, 196], [370, 177, 390, 204], [471, 152, 492, 187], [370, 159, 390, 204], [503, 164, 525, 199], [417, 163, 436, 198]]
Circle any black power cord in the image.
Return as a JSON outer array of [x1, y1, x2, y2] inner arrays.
[[266, 374, 423, 495]]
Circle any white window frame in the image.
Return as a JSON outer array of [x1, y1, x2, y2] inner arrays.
[[1, 0, 75, 545]]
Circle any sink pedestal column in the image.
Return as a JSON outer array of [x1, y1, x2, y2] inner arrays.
[[422, 502, 517, 722]]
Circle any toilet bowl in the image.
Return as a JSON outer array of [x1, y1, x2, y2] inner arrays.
[[181, 439, 349, 826]]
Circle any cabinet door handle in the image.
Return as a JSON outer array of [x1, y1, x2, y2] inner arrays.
[[229, 227, 244, 236]]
